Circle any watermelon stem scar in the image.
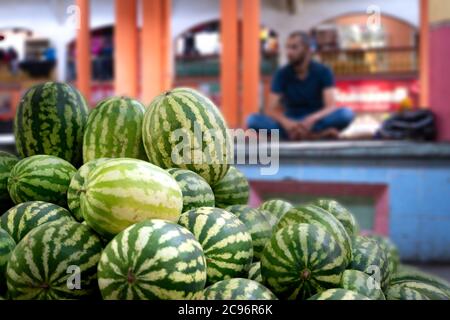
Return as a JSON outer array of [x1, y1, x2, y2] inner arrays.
[[127, 268, 136, 284], [301, 269, 311, 280]]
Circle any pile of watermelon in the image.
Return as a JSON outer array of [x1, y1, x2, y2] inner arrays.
[[0, 82, 449, 300]]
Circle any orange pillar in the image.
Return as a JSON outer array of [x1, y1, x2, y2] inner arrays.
[[420, 0, 429, 107], [115, 0, 138, 97], [141, 0, 172, 104], [220, 0, 239, 128], [76, 0, 91, 103], [161, 0, 172, 91], [242, 0, 260, 127]]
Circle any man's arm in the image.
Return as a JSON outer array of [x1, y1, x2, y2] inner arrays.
[[300, 87, 337, 131]]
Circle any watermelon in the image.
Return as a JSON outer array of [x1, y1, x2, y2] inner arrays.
[[350, 236, 390, 291], [248, 262, 262, 283], [213, 166, 249, 208], [6, 220, 103, 299], [340, 269, 385, 300], [259, 209, 278, 229], [225, 205, 272, 261], [368, 234, 400, 275], [0, 201, 73, 243], [7, 155, 76, 207], [14, 82, 88, 166], [98, 219, 207, 300], [83, 97, 147, 162], [142, 88, 232, 185], [67, 158, 109, 221], [0, 151, 19, 202], [314, 199, 359, 236], [80, 158, 183, 238], [275, 205, 352, 266], [308, 289, 370, 300], [197, 278, 277, 300], [0, 229, 15, 293], [259, 199, 293, 223], [385, 281, 448, 300], [261, 223, 347, 300], [167, 168, 215, 211], [178, 207, 253, 285], [390, 265, 450, 298]]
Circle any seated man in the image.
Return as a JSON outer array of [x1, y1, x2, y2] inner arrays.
[[247, 31, 355, 140]]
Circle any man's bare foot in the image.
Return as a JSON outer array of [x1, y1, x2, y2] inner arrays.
[[303, 128, 340, 141]]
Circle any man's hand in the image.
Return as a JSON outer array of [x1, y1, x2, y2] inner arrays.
[[281, 118, 307, 140], [299, 116, 317, 132]]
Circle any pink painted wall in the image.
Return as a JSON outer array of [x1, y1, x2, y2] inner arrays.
[[430, 25, 450, 141]]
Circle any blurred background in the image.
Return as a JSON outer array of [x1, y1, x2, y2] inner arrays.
[[0, 0, 449, 276]]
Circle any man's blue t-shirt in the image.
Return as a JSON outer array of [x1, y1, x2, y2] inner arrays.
[[271, 61, 335, 118]]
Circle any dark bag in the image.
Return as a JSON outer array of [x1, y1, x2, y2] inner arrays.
[[377, 110, 436, 141]]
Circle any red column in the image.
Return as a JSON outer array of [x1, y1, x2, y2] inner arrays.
[[241, 0, 261, 127], [429, 0, 450, 141], [220, 0, 239, 128], [114, 0, 138, 97], [419, 0, 429, 107], [75, 0, 91, 103], [141, 0, 172, 104]]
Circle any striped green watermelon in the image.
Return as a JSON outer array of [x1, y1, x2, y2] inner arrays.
[[275, 205, 352, 266], [248, 262, 262, 283], [0, 229, 15, 293], [67, 158, 109, 221], [390, 265, 450, 298], [259, 199, 293, 223], [83, 97, 147, 162], [7, 155, 76, 207], [308, 289, 370, 300], [6, 220, 103, 299], [197, 278, 277, 300], [213, 166, 249, 208], [368, 234, 400, 275], [142, 88, 232, 185], [0, 201, 73, 243], [80, 158, 183, 238], [14, 82, 88, 166], [340, 269, 385, 300], [385, 281, 448, 300], [314, 199, 359, 236], [167, 168, 215, 211], [98, 219, 207, 300], [350, 236, 390, 291], [178, 207, 253, 285], [0, 151, 19, 202], [259, 209, 278, 229], [225, 205, 272, 261], [261, 223, 347, 300]]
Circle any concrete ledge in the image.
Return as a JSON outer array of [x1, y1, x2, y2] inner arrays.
[[237, 141, 450, 161]]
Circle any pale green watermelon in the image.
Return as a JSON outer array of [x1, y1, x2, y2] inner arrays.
[[67, 158, 109, 221], [80, 158, 183, 238]]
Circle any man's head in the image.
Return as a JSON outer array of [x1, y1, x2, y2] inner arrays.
[[286, 31, 311, 66]]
